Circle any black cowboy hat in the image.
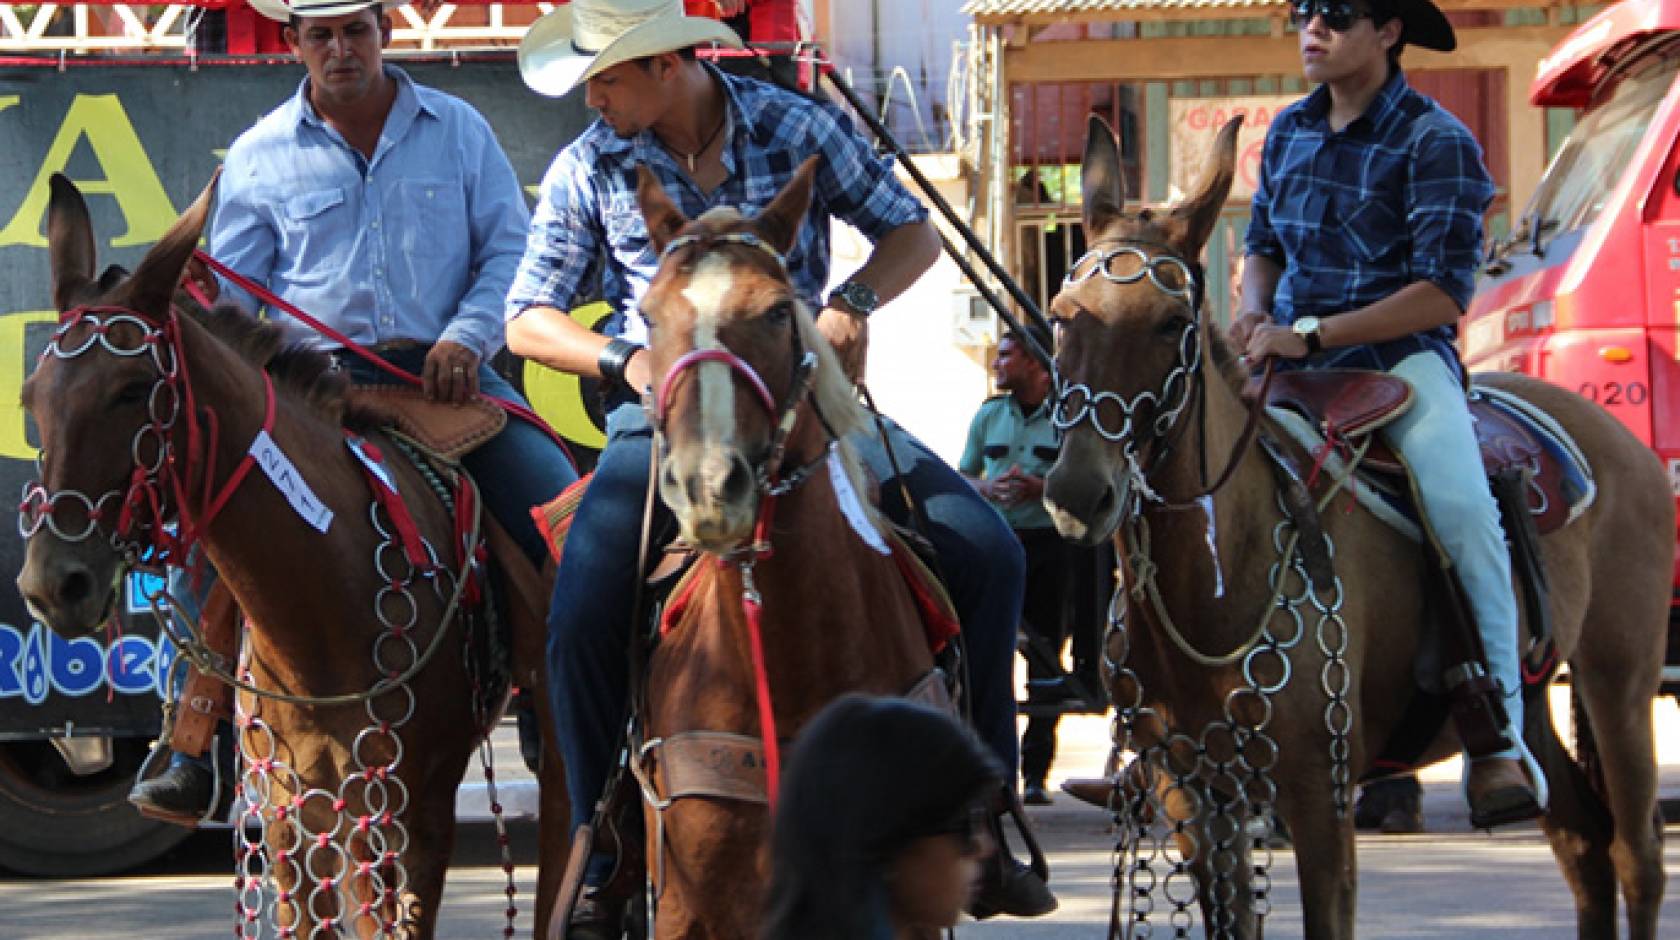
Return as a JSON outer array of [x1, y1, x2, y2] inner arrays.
[[1381, 0, 1457, 52]]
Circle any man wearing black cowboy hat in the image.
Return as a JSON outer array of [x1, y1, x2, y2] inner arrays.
[[1230, 0, 1543, 828]]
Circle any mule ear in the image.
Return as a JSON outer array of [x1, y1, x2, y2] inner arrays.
[[1165, 116, 1243, 253], [47, 174, 97, 313], [123, 168, 220, 317], [1080, 115, 1126, 236], [636, 165, 688, 254], [755, 156, 819, 255]]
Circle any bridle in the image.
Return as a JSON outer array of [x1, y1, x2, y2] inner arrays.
[[17, 303, 275, 568], [641, 226, 838, 809], [1051, 237, 1270, 511], [649, 230, 827, 506]]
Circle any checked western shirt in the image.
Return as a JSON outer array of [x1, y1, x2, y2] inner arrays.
[[1244, 69, 1494, 377], [505, 65, 929, 345]]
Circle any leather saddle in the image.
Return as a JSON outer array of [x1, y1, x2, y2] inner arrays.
[[1252, 369, 1592, 535], [346, 384, 507, 460]]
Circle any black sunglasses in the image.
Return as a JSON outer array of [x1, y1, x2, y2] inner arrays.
[[1289, 0, 1372, 32]]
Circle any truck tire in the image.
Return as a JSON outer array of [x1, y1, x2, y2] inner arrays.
[[0, 736, 191, 876]]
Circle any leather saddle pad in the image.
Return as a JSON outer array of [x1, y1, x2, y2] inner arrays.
[[348, 384, 506, 460], [1255, 368, 1415, 440], [1260, 370, 1592, 535]]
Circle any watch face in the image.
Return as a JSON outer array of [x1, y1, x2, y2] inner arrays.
[[840, 282, 878, 313], [1294, 317, 1320, 335]]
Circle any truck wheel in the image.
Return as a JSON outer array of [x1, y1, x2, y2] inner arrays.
[[0, 736, 192, 876]]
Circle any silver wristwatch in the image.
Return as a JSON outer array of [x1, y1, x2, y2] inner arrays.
[[827, 281, 880, 318]]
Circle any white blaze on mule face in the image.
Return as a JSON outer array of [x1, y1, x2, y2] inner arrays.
[[680, 254, 739, 449]]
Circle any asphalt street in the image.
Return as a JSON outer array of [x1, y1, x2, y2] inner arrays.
[[4, 703, 1680, 938]]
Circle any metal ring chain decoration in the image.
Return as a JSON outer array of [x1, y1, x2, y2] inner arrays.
[[1103, 489, 1351, 939], [232, 439, 517, 940], [1055, 246, 1356, 937], [234, 490, 445, 939], [1052, 243, 1203, 508], [18, 310, 180, 553]]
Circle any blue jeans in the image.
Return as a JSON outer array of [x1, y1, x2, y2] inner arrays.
[[343, 348, 578, 564], [548, 403, 1024, 839]]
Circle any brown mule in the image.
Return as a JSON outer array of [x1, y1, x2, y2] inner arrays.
[[16, 175, 574, 939], [1042, 116, 1669, 939]]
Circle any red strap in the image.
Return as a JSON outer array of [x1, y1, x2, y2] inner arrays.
[[192, 250, 576, 469], [346, 434, 430, 571], [742, 585, 781, 809], [888, 543, 962, 654]]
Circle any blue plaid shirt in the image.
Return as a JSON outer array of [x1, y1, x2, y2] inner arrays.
[[1244, 70, 1494, 376], [506, 65, 928, 345]]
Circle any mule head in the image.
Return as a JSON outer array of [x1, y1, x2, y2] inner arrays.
[[16, 173, 216, 637], [1042, 115, 1241, 546], [637, 157, 848, 552]]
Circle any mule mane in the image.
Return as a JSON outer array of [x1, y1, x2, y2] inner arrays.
[[182, 303, 380, 431]]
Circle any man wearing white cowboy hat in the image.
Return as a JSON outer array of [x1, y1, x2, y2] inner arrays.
[[1230, 0, 1542, 828], [128, 0, 579, 821], [503, 0, 1055, 933]]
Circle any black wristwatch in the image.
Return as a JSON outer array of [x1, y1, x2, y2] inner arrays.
[[827, 281, 879, 319]]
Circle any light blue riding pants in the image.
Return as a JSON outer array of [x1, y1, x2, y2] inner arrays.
[[1382, 351, 1522, 761]]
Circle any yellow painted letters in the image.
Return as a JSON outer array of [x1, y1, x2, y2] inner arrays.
[[0, 94, 174, 249]]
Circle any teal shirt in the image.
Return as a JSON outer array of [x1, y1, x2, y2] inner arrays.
[[959, 393, 1060, 531]]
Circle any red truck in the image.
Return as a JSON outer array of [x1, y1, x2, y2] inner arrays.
[[1464, 0, 1680, 697]]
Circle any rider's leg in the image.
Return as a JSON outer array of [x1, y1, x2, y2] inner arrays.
[[130, 560, 232, 822], [853, 419, 1054, 918], [1384, 353, 1537, 817], [853, 418, 1024, 773], [545, 404, 663, 876], [463, 366, 580, 565]]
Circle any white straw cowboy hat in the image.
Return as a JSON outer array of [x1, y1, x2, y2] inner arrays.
[[518, 0, 743, 98], [247, 0, 405, 23]]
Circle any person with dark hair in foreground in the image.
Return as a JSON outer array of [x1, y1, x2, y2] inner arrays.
[[763, 694, 1005, 940]]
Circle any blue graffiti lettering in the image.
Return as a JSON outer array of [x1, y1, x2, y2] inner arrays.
[[0, 621, 167, 701], [106, 635, 155, 696], [22, 623, 47, 705], [50, 630, 107, 697], [0, 624, 20, 696]]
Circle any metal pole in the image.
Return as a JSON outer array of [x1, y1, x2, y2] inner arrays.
[[815, 55, 1058, 364]]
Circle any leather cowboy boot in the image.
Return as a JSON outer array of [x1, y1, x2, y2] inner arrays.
[[967, 791, 1057, 920], [1467, 756, 1540, 829], [128, 756, 218, 824], [129, 579, 239, 827]]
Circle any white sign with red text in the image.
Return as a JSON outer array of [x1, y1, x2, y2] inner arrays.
[[1169, 96, 1297, 204]]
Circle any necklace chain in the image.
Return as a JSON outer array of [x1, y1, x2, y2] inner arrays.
[[673, 108, 728, 174]]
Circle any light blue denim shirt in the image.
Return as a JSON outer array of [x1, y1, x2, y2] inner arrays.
[[210, 66, 529, 360]]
